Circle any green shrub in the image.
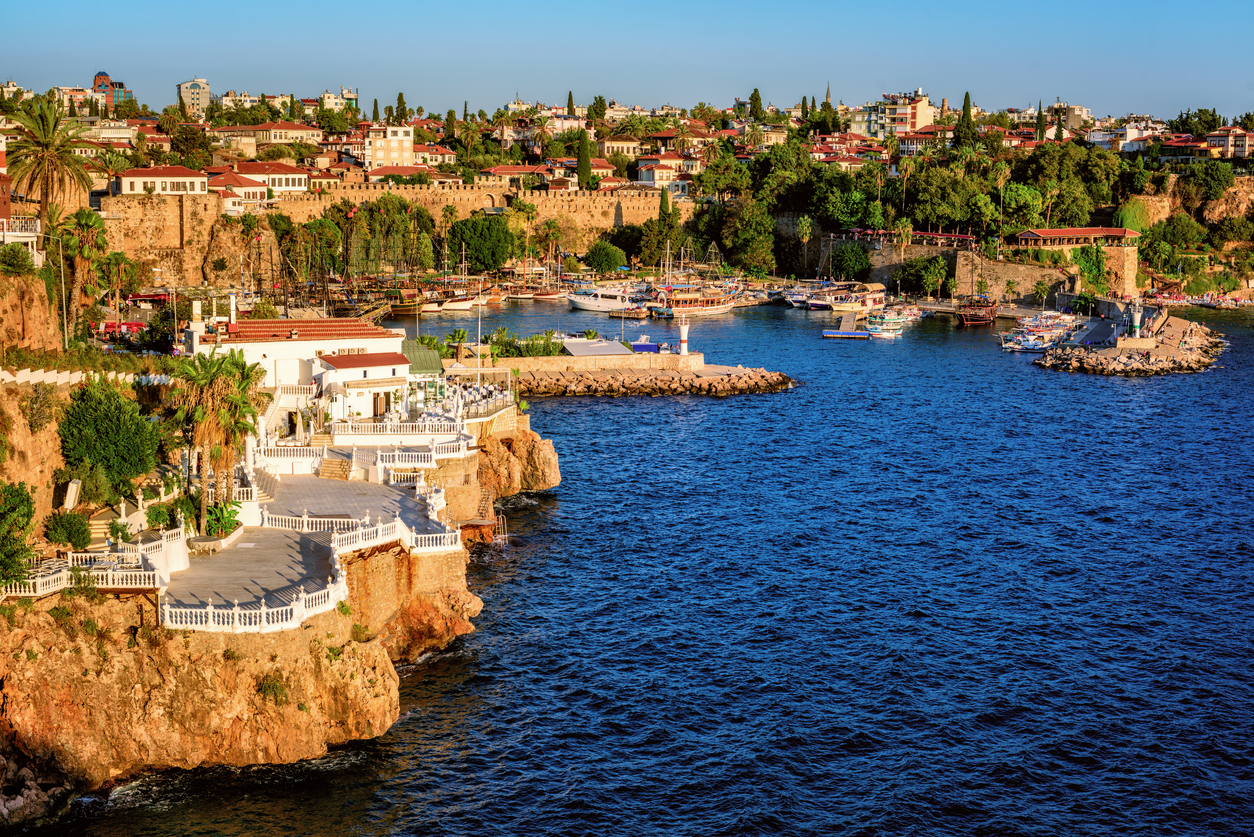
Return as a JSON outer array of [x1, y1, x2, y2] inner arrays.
[[145, 503, 170, 530], [45, 512, 91, 550], [335, 601, 351, 616], [108, 520, 133, 544], [17, 597, 33, 612], [223, 648, 241, 662], [257, 672, 288, 706], [20, 383, 58, 434], [0, 603, 16, 627], [351, 623, 373, 643], [83, 619, 98, 636], [326, 645, 343, 662], [205, 500, 240, 538], [25, 650, 37, 661], [0, 482, 35, 586], [0, 243, 35, 277], [65, 566, 101, 602], [142, 485, 159, 502], [297, 702, 310, 713], [49, 605, 75, 636]]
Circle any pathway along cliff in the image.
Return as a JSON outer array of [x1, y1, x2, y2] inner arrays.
[[0, 427, 560, 828]]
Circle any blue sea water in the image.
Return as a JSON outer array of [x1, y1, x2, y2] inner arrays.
[[42, 304, 1254, 836]]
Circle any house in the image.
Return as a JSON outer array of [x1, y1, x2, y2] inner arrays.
[[597, 135, 643, 158], [1206, 127, 1251, 159], [846, 89, 934, 140], [194, 317, 404, 389], [479, 164, 550, 189], [118, 165, 209, 196], [211, 121, 323, 145], [232, 161, 311, 194], [364, 123, 414, 170], [364, 165, 436, 182], [208, 172, 267, 204], [316, 351, 413, 420], [309, 171, 340, 191], [636, 163, 677, 189], [1015, 227, 1141, 247], [413, 144, 456, 165]]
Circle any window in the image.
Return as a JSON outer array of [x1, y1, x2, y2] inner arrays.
[[201, 181, 206, 191], [129, 181, 135, 192], [362, 370, 367, 379], [161, 182, 167, 191]]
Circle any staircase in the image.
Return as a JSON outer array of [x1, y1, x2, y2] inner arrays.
[[475, 486, 494, 520], [88, 508, 120, 546], [319, 459, 351, 481], [308, 432, 333, 448]]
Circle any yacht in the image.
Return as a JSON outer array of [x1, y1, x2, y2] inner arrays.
[[568, 288, 633, 312]]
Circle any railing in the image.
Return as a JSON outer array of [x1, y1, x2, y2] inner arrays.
[[0, 217, 40, 235], [2, 565, 159, 600], [162, 577, 349, 633], [259, 446, 324, 459], [389, 471, 423, 486], [206, 484, 257, 503], [378, 450, 435, 468], [67, 551, 142, 567], [329, 518, 460, 556], [433, 441, 468, 459], [279, 384, 316, 396], [330, 420, 464, 436], [259, 508, 362, 533]]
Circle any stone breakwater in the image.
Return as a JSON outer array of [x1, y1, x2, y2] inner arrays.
[[515, 366, 795, 397], [1035, 324, 1225, 376]]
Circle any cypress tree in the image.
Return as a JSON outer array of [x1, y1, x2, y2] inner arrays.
[[811, 96, 816, 113], [659, 187, 670, 223], [567, 91, 575, 116], [951, 91, 978, 150], [577, 129, 591, 189], [68, 99, 77, 117], [749, 88, 764, 121], [1055, 117, 1065, 142], [396, 92, 407, 123], [372, 98, 380, 122], [463, 101, 469, 121], [446, 109, 457, 142], [801, 96, 809, 120], [1035, 101, 1045, 142]]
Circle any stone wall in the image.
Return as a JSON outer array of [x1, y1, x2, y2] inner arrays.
[[479, 351, 706, 374], [0, 272, 61, 352]]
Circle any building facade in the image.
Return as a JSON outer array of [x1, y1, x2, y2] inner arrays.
[[176, 78, 211, 117]]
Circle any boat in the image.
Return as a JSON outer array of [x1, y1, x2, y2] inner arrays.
[[821, 329, 870, 340], [441, 296, 474, 311], [866, 311, 907, 331], [830, 282, 888, 317], [955, 294, 997, 326], [652, 286, 737, 318], [569, 288, 634, 312], [609, 307, 650, 319], [533, 290, 565, 301], [506, 290, 535, 301]]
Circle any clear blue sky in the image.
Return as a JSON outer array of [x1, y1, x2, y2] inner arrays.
[[5, 0, 1252, 121]]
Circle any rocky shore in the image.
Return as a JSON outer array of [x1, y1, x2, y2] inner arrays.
[[515, 366, 795, 397], [1035, 320, 1225, 376]]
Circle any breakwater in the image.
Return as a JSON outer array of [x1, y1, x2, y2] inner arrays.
[[1035, 317, 1226, 376], [514, 365, 795, 397]]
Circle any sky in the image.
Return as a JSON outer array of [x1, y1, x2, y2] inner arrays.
[[5, 0, 1253, 121]]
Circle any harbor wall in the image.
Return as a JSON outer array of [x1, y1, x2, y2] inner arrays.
[[483, 351, 706, 374]]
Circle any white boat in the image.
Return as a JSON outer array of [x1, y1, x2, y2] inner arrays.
[[442, 296, 474, 311], [420, 297, 445, 313], [569, 289, 633, 312]]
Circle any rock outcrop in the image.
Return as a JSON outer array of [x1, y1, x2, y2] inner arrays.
[[0, 273, 61, 353], [477, 429, 561, 501], [0, 593, 398, 826], [0, 384, 67, 529]]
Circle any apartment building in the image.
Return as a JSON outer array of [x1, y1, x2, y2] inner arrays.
[[176, 78, 211, 117], [364, 123, 414, 169]]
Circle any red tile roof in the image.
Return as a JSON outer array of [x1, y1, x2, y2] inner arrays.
[[1019, 227, 1141, 239], [320, 351, 411, 370], [235, 161, 307, 175], [209, 172, 265, 188], [215, 318, 399, 345], [120, 165, 206, 178]]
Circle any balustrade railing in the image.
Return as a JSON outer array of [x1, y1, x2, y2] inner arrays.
[[206, 484, 257, 503], [279, 384, 316, 396], [330, 420, 464, 436], [2, 565, 159, 600], [162, 577, 348, 633], [259, 508, 361, 533], [258, 446, 324, 459]]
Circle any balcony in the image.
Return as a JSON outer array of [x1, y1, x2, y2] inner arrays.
[[0, 217, 41, 236]]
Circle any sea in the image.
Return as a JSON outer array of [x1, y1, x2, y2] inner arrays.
[[40, 303, 1254, 836]]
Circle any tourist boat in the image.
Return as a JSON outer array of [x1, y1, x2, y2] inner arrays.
[[533, 289, 565, 301], [569, 288, 633, 312], [652, 286, 737, 318], [955, 294, 997, 326], [806, 297, 834, 311], [441, 295, 474, 311], [866, 325, 898, 339], [867, 311, 907, 331], [830, 282, 888, 317], [507, 289, 535, 301]]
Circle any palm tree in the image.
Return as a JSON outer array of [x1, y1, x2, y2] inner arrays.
[[992, 161, 1011, 235], [94, 149, 132, 196], [441, 205, 459, 240], [898, 157, 917, 212], [674, 123, 693, 154], [170, 352, 230, 535], [746, 125, 764, 150], [446, 328, 468, 362], [796, 215, 813, 277], [6, 99, 93, 246], [98, 251, 135, 313], [211, 352, 267, 511], [531, 116, 551, 157], [61, 208, 108, 334]]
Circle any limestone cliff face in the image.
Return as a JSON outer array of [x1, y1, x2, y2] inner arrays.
[[0, 385, 66, 529], [477, 429, 561, 501], [0, 594, 398, 824], [0, 273, 61, 353]]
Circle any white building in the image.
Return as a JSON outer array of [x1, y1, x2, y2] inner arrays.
[[176, 78, 211, 117], [363, 123, 414, 170], [118, 165, 209, 196]]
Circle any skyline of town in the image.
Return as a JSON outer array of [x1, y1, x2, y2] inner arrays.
[[6, 0, 1251, 119]]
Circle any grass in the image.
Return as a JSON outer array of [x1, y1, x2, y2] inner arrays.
[[49, 605, 76, 637], [25, 650, 37, 661], [257, 673, 288, 706], [223, 648, 241, 662], [326, 646, 343, 663], [336, 601, 351, 617], [82, 619, 98, 637], [351, 623, 373, 644]]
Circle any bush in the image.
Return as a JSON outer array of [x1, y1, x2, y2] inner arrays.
[[0, 603, 16, 627], [0, 482, 35, 586], [45, 511, 91, 550], [0, 243, 35, 277], [257, 672, 288, 706], [59, 377, 159, 494], [223, 648, 241, 662], [351, 623, 373, 643], [335, 601, 351, 616], [146, 503, 170, 530], [65, 566, 101, 601], [20, 383, 58, 434], [326, 645, 343, 662], [585, 240, 626, 274]]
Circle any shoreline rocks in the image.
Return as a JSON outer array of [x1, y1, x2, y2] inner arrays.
[[1034, 323, 1226, 376], [516, 367, 795, 398]]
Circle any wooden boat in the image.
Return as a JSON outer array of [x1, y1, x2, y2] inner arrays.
[[652, 287, 737, 318], [955, 295, 997, 326]]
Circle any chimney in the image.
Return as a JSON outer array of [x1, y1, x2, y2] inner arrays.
[[229, 291, 237, 324], [941, 98, 948, 116]]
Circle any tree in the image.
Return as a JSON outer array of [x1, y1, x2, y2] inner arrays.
[[98, 251, 137, 312], [588, 95, 608, 122], [61, 208, 108, 333], [0, 243, 35, 276], [721, 197, 775, 275], [795, 215, 813, 277], [800, 96, 809, 120], [445, 109, 457, 144], [951, 92, 978, 150], [396, 92, 408, 124], [446, 328, 468, 363], [828, 242, 871, 280], [1033, 278, 1050, 310], [0, 482, 34, 586], [416, 231, 435, 271], [372, 99, 379, 122], [567, 91, 575, 116], [94, 149, 131, 196], [447, 216, 515, 272], [749, 89, 764, 122], [585, 239, 626, 274], [1054, 118, 1065, 143], [577, 129, 592, 189], [1035, 101, 1046, 143], [1192, 160, 1235, 201], [6, 99, 93, 247], [61, 375, 160, 500], [211, 352, 267, 514], [170, 353, 228, 534]]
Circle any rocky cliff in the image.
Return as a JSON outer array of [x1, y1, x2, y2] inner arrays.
[[0, 593, 398, 826], [0, 273, 61, 353], [477, 428, 562, 502], [0, 385, 66, 530]]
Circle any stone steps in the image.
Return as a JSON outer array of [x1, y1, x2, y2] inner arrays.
[[308, 433, 333, 448], [319, 459, 351, 481]]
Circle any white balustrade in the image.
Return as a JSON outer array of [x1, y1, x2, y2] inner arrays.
[[259, 507, 362, 533], [279, 384, 316, 396], [2, 565, 159, 600], [258, 446, 324, 459], [330, 420, 464, 436]]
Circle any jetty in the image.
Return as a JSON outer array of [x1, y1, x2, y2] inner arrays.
[[1035, 315, 1225, 376]]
